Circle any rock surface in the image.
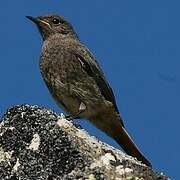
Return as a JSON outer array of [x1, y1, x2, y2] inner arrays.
[[0, 105, 168, 180]]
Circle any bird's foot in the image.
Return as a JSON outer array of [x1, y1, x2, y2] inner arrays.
[[65, 102, 86, 121]]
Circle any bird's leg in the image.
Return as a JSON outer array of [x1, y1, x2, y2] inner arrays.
[[65, 102, 86, 120]]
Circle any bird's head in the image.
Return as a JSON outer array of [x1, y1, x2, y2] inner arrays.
[[26, 14, 77, 40]]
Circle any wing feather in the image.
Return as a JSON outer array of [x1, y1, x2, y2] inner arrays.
[[74, 48, 119, 115]]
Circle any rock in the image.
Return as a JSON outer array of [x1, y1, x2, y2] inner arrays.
[[0, 105, 168, 180]]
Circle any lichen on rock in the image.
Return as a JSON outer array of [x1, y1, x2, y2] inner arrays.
[[0, 105, 169, 180]]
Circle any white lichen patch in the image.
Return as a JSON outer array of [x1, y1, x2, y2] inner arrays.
[[124, 167, 133, 174], [100, 153, 116, 166], [27, 133, 40, 151], [88, 174, 96, 180], [9, 126, 15, 131], [21, 112, 26, 119], [90, 153, 116, 170], [60, 113, 65, 118], [0, 131, 4, 136], [0, 147, 13, 163], [0, 121, 5, 129], [90, 160, 102, 169], [12, 158, 20, 172], [117, 165, 133, 176], [76, 128, 88, 138], [0, 121, 6, 136], [57, 114, 73, 129]]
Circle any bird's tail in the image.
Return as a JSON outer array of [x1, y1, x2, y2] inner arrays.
[[90, 111, 152, 167], [115, 125, 152, 167]]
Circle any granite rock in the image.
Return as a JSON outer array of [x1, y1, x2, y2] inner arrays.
[[0, 105, 168, 180]]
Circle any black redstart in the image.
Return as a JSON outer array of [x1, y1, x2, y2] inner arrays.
[[27, 14, 151, 167]]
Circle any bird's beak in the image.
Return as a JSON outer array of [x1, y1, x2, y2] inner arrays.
[[26, 16, 50, 27], [26, 16, 39, 24]]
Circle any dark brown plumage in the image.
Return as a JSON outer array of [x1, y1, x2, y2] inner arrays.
[[27, 14, 152, 167]]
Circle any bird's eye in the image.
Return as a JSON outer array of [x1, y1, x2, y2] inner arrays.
[[52, 18, 60, 25]]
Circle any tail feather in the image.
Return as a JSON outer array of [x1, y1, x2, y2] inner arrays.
[[90, 111, 152, 167], [114, 125, 152, 167]]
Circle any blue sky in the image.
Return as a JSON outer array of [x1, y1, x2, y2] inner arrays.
[[0, 1, 179, 178]]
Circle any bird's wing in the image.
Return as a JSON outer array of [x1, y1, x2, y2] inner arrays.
[[73, 45, 120, 115]]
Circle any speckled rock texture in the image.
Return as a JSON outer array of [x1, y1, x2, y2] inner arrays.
[[0, 105, 168, 180]]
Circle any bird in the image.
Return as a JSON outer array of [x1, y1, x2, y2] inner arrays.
[[26, 14, 152, 167]]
